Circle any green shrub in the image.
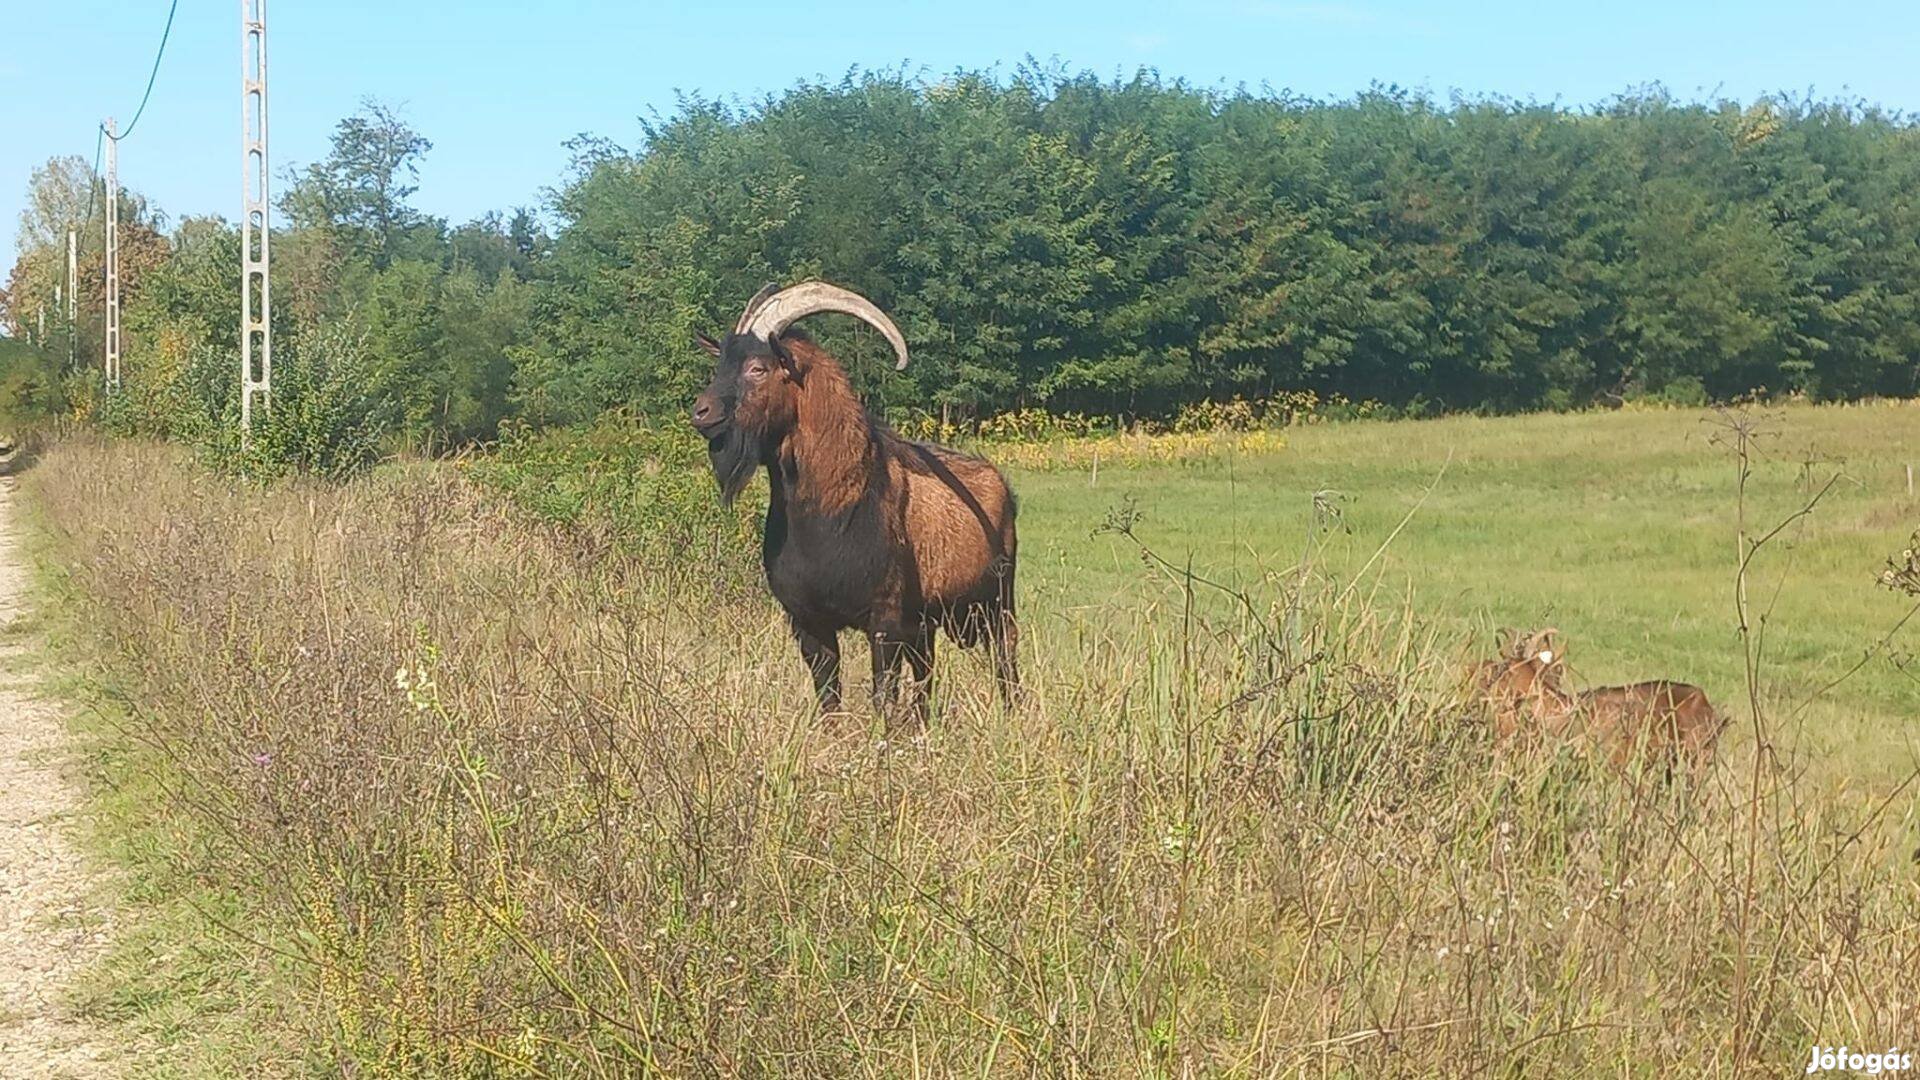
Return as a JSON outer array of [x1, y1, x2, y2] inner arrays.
[[98, 343, 227, 444], [0, 336, 67, 430], [470, 415, 763, 584], [1652, 375, 1711, 407], [194, 322, 392, 481]]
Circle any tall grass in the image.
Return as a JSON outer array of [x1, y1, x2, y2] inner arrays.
[[25, 432, 1920, 1076]]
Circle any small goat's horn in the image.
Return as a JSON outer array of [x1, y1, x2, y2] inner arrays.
[[740, 280, 909, 371], [1524, 627, 1563, 658]]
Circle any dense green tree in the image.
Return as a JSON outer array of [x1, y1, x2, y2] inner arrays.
[[9, 72, 1918, 469], [523, 72, 1918, 423], [282, 100, 436, 270]]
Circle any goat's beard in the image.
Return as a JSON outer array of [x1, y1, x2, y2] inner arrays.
[[706, 424, 763, 507]]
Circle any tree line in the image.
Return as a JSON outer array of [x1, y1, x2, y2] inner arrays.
[[4, 70, 1918, 462]]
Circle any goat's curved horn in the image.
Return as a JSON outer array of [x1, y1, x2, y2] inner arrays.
[[734, 282, 781, 336], [741, 280, 910, 371]]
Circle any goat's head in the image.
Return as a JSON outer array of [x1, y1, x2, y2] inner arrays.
[[689, 281, 909, 503], [1484, 627, 1569, 708]]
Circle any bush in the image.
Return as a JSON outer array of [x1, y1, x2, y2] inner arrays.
[[193, 321, 392, 481], [469, 415, 762, 587], [0, 336, 68, 430], [97, 343, 229, 444], [1652, 375, 1711, 408]]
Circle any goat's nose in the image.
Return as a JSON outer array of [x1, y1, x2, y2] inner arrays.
[[690, 400, 713, 425]]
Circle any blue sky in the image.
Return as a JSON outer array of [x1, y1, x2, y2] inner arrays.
[[6, 0, 1918, 273]]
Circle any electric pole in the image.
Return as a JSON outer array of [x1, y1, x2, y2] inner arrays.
[[240, 0, 272, 437], [104, 117, 120, 391], [66, 228, 77, 367]]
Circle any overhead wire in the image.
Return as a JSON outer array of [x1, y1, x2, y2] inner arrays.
[[115, 0, 182, 141], [81, 0, 182, 227]]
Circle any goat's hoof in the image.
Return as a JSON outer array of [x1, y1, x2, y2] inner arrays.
[[816, 706, 857, 730]]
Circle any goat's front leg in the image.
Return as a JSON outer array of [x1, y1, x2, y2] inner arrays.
[[790, 618, 843, 715]]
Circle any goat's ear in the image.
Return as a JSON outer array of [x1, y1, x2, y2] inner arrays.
[[767, 334, 800, 380], [695, 332, 722, 358]]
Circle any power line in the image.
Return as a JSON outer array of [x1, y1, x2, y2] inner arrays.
[[68, 0, 180, 267], [85, 0, 182, 222], [72, 0, 179, 383], [116, 0, 182, 141]]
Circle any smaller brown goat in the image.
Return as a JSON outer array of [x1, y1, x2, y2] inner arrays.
[[1476, 629, 1725, 776]]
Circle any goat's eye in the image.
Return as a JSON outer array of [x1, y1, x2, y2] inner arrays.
[[745, 362, 768, 378]]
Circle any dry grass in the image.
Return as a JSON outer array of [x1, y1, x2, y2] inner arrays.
[[23, 432, 1920, 1076]]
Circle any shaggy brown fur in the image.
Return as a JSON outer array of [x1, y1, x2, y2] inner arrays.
[[1571, 681, 1723, 770], [1476, 630, 1724, 776], [693, 329, 1019, 728]]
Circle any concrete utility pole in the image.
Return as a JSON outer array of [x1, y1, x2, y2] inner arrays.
[[104, 117, 120, 391], [240, 0, 272, 437], [65, 228, 76, 366]]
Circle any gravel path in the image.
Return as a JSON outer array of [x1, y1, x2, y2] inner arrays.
[[0, 472, 116, 1077]]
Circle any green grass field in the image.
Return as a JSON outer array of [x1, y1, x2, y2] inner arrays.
[[24, 407, 1920, 1073], [1012, 401, 1920, 783]]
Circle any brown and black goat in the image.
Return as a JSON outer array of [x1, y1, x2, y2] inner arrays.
[[689, 281, 1020, 727], [1478, 629, 1725, 776]]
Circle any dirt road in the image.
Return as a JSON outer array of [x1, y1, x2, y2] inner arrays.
[[0, 471, 115, 1076]]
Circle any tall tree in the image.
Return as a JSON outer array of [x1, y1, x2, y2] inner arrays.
[[282, 100, 434, 269]]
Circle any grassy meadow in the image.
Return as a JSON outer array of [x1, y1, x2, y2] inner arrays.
[[17, 402, 1920, 1076], [1011, 401, 1920, 787]]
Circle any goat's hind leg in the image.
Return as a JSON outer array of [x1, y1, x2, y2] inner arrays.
[[986, 558, 1026, 710], [987, 606, 1025, 710], [868, 627, 907, 725], [902, 622, 935, 731], [869, 621, 935, 733]]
